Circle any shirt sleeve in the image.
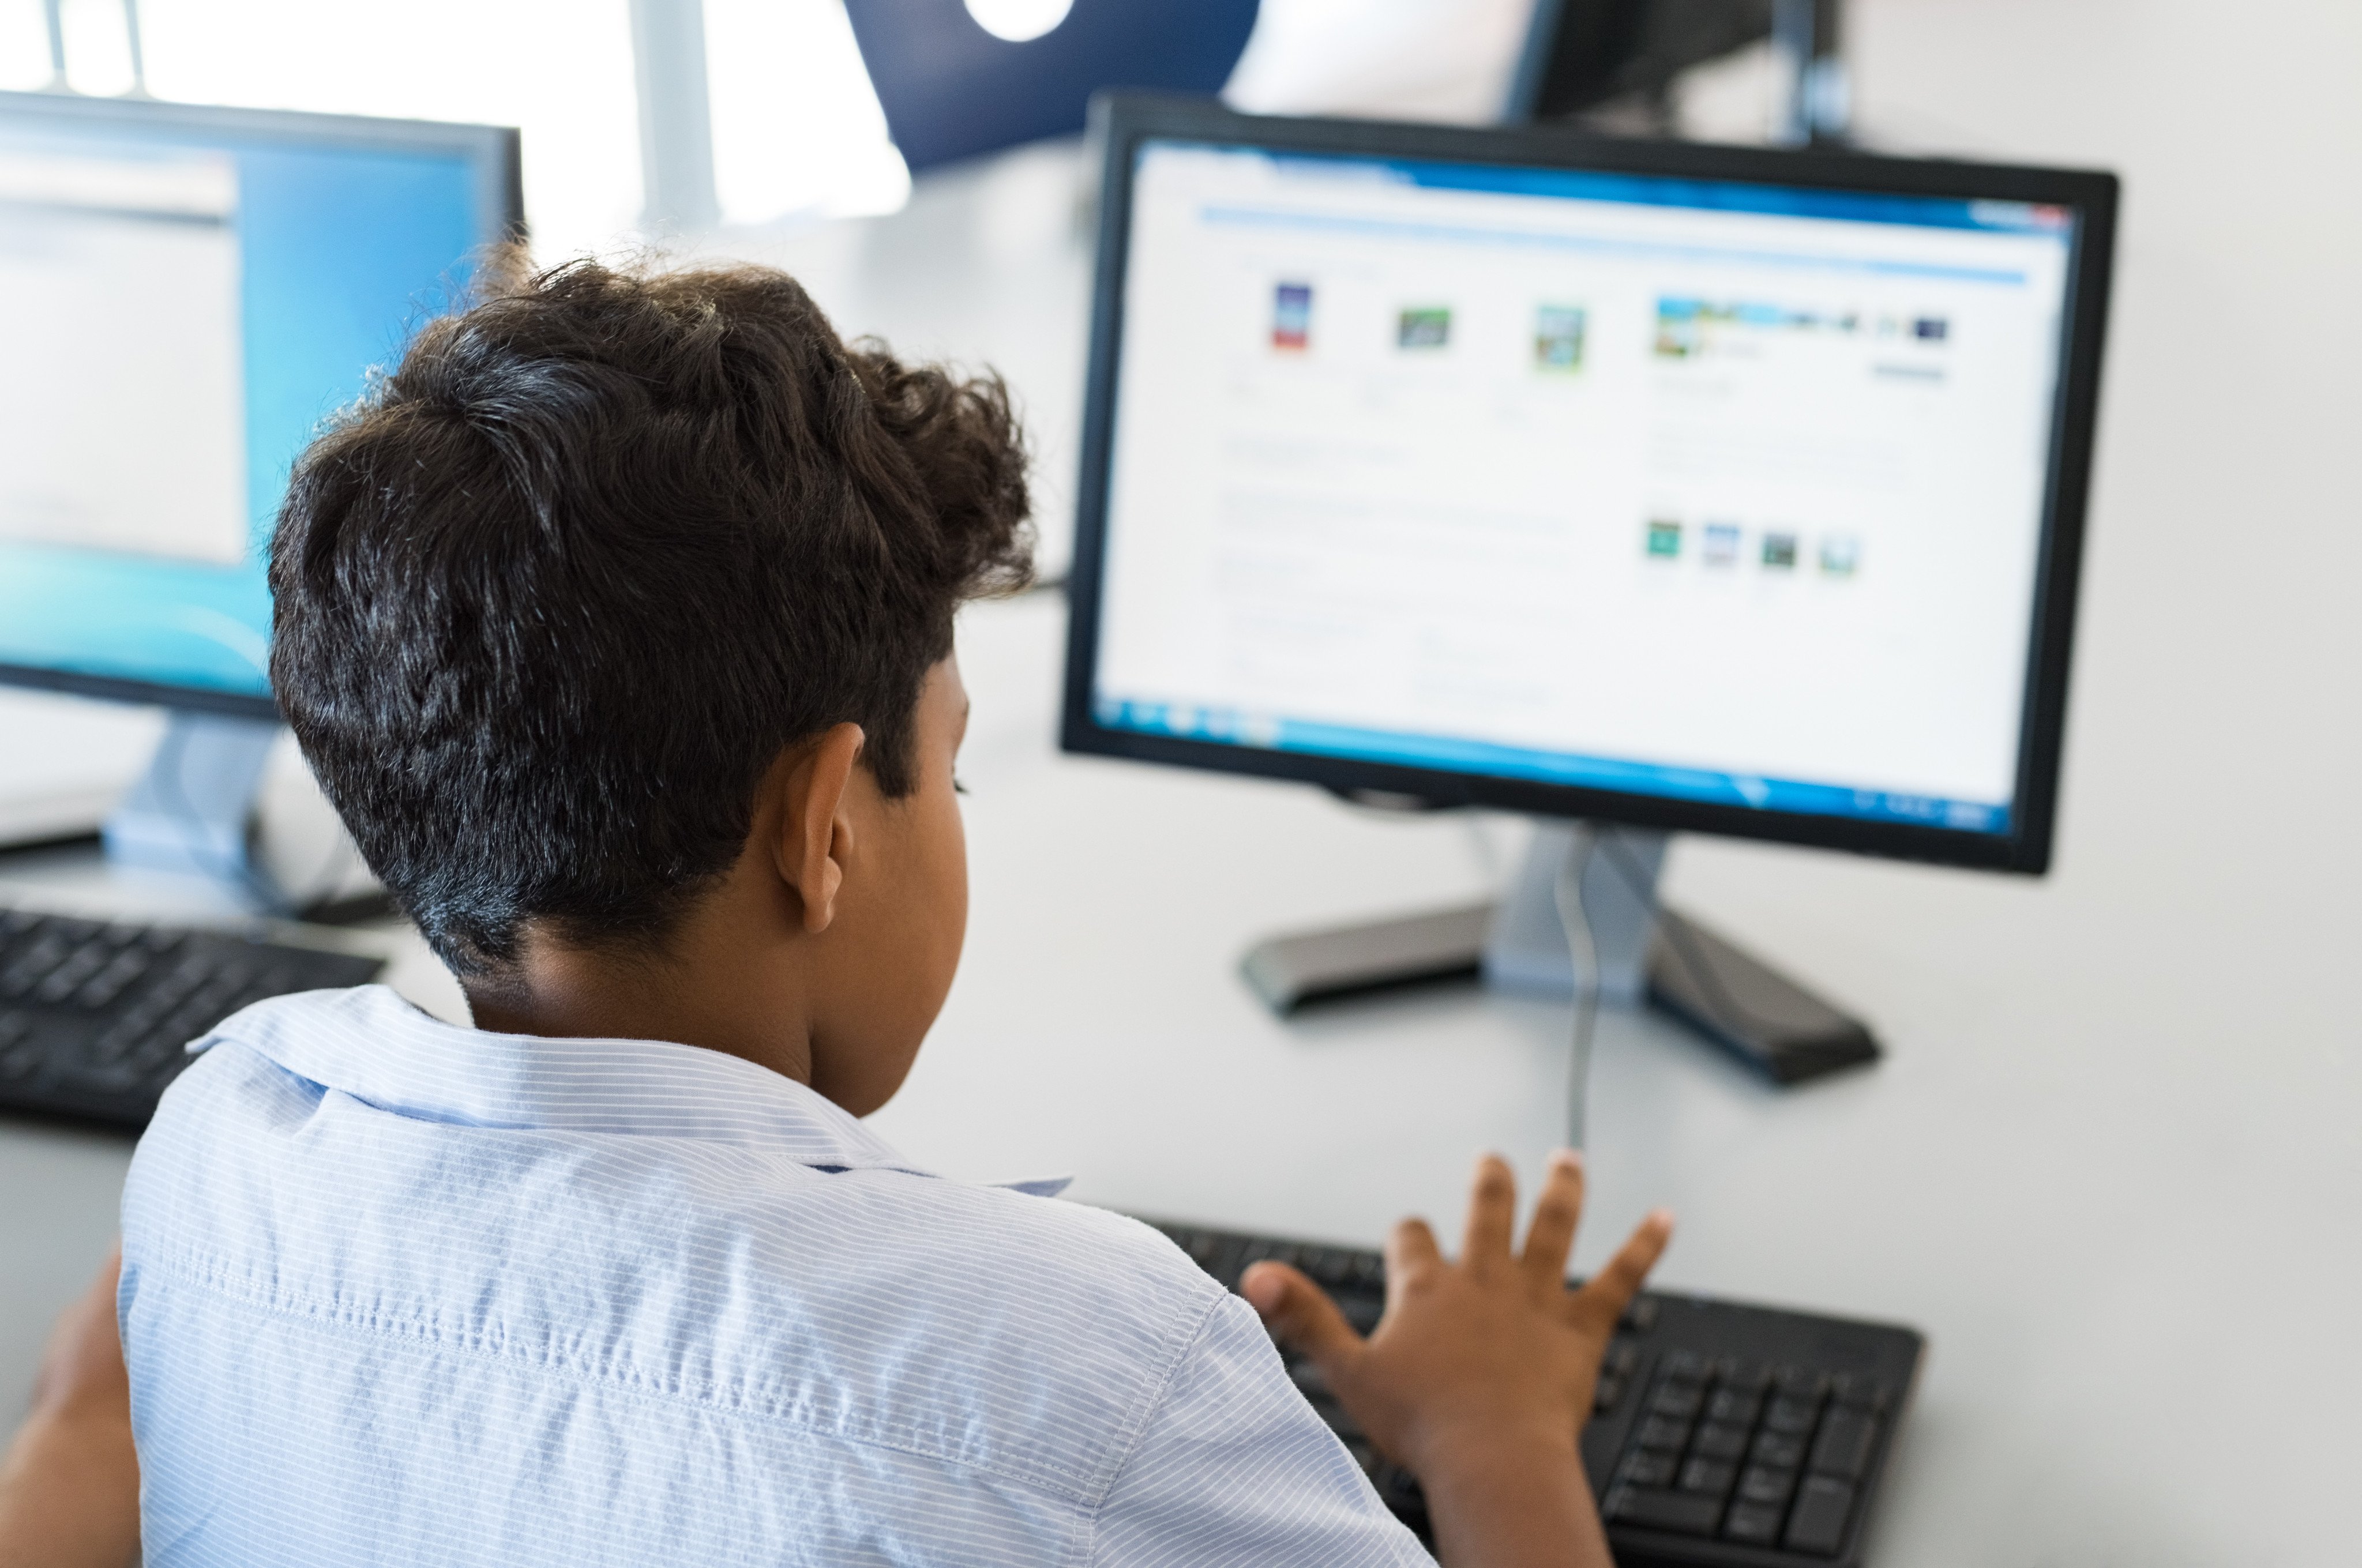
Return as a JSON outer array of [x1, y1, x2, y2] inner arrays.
[[1087, 1291, 1435, 1567]]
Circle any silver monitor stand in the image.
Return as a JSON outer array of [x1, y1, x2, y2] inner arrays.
[[99, 712, 373, 918], [1241, 818, 1879, 1088]]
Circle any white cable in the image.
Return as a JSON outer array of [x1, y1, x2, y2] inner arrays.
[[1552, 828, 1602, 1152]]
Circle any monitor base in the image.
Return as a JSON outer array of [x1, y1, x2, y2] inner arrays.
[[1240, 822, 1880, 1087], [102, 712, 286, 913]]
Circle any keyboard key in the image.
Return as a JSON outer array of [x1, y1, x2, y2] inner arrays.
[[1619, 1451, 1677, 1488], [1636, 1416, 1692, 1452], [55, 1062, 142, 1095], [1689, 1423, 1749, 1462], [36, 959, 102, 1005], [1720, 1361, 1773, 1394], [1604, 1340, 1641, 1378], [1784, 1475, 1855, 1555], [1775, 1366, 1833, 1400], [1737, 1466, 1797, 1507], [1705, 1387, 1762, 1426], [1831, 1373, 1893, 1412], [1809, 1408, 1879, 1480], [1751, 1430, 1805, 1469], [1619, 1297, 1659, 1334], [1605, 1486, 1722, 1536], [1649, 1381, 1704, 1419], [78, 953, 149, 1009], [1593, 1374, 1624, 1413], [1766, 1396, 1822, 1434], [1661, 1348, 1708, 1379], [1724, 1501, 1784, 1544], [1301, 1247, 1361, 1288], [1678, 1458, 1736, 1496], [132, 1036, 185, 1071]]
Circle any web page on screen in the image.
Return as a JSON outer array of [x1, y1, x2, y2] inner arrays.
[[1091, 142, 2076, 833]]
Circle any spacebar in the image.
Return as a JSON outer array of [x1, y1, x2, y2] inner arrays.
[[1606, 1487, 1723, 1535]]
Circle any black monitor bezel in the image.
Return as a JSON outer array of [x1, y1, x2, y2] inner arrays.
[[1060, 93, 2116, 877], [0, 90, 525, 723]]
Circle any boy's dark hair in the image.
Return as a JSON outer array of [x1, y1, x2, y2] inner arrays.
[[270, 253, 1032, 975]]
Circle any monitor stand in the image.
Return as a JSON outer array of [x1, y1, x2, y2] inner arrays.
[[1241, 819, 1880, 1086], [100, 712, 290, 913]]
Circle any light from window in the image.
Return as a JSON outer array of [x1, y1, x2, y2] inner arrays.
[[963, 0, 1074, 44], [0, 0, 52, 91], [130, 0, 640, 260], [704, 0, 908, 227]]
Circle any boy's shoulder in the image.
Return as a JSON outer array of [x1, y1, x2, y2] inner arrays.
[[123, 995, 1246, 1504]]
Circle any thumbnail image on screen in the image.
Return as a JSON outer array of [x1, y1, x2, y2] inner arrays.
[[1090, 141, 2078, 835]]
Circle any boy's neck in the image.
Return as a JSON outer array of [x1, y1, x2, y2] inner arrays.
[[461, 885, 819, 1088]]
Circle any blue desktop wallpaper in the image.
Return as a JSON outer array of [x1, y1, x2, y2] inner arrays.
[[0, 130, 490, 704]]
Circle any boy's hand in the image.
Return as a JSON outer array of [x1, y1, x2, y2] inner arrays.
[[1242, 1153, 1672, 1568], [0, 1247, 141, 1568]]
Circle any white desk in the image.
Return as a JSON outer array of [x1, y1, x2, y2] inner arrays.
[[9, 587, 2352, 1566], [5, 4, 2359, 1560]]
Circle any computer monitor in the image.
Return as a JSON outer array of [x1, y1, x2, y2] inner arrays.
[[1060, 96, 2115, 1073], [0, 91, 520, 897], [1504, 0, 1773, 125]]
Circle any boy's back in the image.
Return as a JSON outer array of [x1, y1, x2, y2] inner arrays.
[[125, 985, 1413, 1565], [120, 254, 1669, 1567]]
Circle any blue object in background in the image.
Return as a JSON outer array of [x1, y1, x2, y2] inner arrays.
[[843, 0, 1260, 172], [0, 93, 517, 716]]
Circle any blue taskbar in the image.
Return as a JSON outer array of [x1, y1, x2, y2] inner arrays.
[[1092, 698, 2012, 836]]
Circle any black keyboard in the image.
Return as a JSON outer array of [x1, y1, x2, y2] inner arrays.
[[1141, 1219, 1922, 1567], [0, 906, 385, 1131]]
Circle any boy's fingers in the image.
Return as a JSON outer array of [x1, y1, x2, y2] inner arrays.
[[1240, 1262, 1363, 1374], [1459, 1153, 1518, 1277], [1520, 1149, 1586, 1295], [1383, 1217, 1441, 1307], [1570, 1209, 1675, 1327]]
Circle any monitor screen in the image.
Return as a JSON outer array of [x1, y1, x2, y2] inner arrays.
[[1069, 107, 2112, 870], [0, 95, 516, 715]]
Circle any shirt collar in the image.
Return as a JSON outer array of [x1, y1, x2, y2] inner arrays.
[[201, 984, 937, 1179]]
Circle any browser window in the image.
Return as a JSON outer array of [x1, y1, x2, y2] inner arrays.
[[1091, 141, 2077, 833], [0, 145, 246, 565]]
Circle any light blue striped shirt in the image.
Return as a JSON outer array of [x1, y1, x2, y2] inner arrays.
[[119, 985, 1430, 1566]]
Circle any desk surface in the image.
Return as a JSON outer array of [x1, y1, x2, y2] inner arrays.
[[6, 591, 2355, 1567], [5, 6, 2359, 1561]]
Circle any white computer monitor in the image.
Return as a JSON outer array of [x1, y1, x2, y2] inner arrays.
[[1063, 96, 2116, 875]]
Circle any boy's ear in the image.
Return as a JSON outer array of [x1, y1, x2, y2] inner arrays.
[[774, 724, 865, 934]]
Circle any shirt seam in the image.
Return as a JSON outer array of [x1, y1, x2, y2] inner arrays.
[[1076, 1288, 1236, 1566], [140, 1242, 1115, 1507]]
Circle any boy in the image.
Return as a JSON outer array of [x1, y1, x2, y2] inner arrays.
[[119, 255, 1673, 1567]]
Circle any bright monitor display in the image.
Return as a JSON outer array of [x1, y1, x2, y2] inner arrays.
[[1080, 128, 2100, 852], [0, 94, 516, 714]]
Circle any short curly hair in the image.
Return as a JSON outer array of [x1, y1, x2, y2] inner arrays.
[[269, 252, 1033, 975]]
